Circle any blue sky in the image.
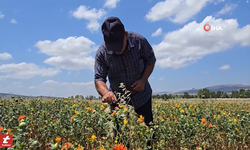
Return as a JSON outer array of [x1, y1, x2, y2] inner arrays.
[[0, 0, 249, 97]]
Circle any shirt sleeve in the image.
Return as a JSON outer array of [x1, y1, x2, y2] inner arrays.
[[141, 37, 157, 66], [94, 46, 108, 83]]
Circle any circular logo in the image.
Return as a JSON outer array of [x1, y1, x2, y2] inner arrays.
[[204, 24, 211, 32]]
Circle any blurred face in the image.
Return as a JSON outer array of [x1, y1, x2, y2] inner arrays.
[[115, 31, 128, 55]]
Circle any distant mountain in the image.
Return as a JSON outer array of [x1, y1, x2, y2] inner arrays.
[[153, 91, 172, 95], [153, 84, 250, 95], [0, 92, 60, 99]]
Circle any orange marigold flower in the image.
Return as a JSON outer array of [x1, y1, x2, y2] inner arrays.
[[56, 118, 59, 122], [18, 115, 25, 121], [167, 117, 170, 120], [174, 119, 178, 122], [61, 142, 72, 150], [113, 144, 127, 150], [112, 111, 116, 116], [55, 137, 61, 143], [114, 106, 118, 110], [99, 148, 106, 150], [209, 123, 212, 127], [71, 116, 74, 121], [204, 123, 207, 126], [138, 115, 144, 122], [7, 129, 11, 132], [0, 126, 3, 131], [201, 118, 206, 123]]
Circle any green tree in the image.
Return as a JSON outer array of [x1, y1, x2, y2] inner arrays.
[[210, 91, 216, 98], [184, 92, 190, 99], [198, 88, 211, 99], [216, 91, 223, 98]]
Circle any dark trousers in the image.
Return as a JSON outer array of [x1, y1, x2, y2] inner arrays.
[[110, 97, 155, 149]]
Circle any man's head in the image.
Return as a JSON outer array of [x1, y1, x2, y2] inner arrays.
[[101, 17, 128, 54]]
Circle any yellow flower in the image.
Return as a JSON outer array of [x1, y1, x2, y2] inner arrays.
[[73, 104, 77, 107], [123, 120, 128, 125], [74, 110, 78, 114], [91, 134, 97, 142], [146, 129, 149, 132], [101, 105, 105, 109], [115, 140, 118, 144], [180, 110, 184, 113], [233, 118, 238, 122]]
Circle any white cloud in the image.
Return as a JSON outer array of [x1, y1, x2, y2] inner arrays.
[[35, 36, 97, 71], [0, 52, 12, 60], [145, 0, 224, 24], [216, 3, 237, 16], [10, 19, 17, 24], [219, 64, 230, 70], [152, 16, 250, 69], [159, 77, 164, 81], [70, 5, 106, 32], [104, 0, 121, 8], [0, 12, 4, 19], [6, 82, 24, 89], [152, 28, 163, 37], [0, 62, 60, 79], [28, 80, 98, 97]]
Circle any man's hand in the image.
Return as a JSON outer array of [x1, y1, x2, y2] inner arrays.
[[131, 79, 146, 92], [102, 91, 117, 104]]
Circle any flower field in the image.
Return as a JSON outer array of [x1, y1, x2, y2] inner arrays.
[[0, 97, 250, 150]]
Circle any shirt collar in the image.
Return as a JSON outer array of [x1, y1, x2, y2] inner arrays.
[[106, 37, 134, 55]]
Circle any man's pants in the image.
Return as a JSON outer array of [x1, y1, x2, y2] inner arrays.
[[110, 97, 155, 148]]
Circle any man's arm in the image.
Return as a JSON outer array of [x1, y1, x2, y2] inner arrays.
[[94, 46, 117, 103], [95, 81, 110, 97], [94, 46, 109, 97], [131, 36, 156, 91], [141, 37, 156, 82], [140, 63, 155, 83]]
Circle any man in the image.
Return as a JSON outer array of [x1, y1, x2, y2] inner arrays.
[[94, 16, 156, 148]]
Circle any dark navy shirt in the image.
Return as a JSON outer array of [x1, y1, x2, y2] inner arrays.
[[94, 31, 156, 110]]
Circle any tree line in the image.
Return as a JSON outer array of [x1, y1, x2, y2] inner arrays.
[[152, 89, 250, 99], [72, 89, 250, 100]]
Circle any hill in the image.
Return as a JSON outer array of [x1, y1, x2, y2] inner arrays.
[[0, 92, 60, 99], [154, 84, 250, 95]]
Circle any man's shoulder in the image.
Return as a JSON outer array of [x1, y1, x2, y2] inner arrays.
[[127, 31, 146, 40], [95, 42, 107, 55]]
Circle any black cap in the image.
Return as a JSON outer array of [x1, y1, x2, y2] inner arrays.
[[101, 17, 125, 52]]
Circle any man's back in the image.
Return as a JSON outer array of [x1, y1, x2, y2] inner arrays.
[[95, 31, 156, 109]]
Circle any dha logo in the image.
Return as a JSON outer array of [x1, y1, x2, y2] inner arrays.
[[204, 24, 223, 32], [0, 134, 13, 147], [3, 136, 10, 143]]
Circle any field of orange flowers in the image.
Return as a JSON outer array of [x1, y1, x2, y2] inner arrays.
[[0, 97, 250, 150]]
